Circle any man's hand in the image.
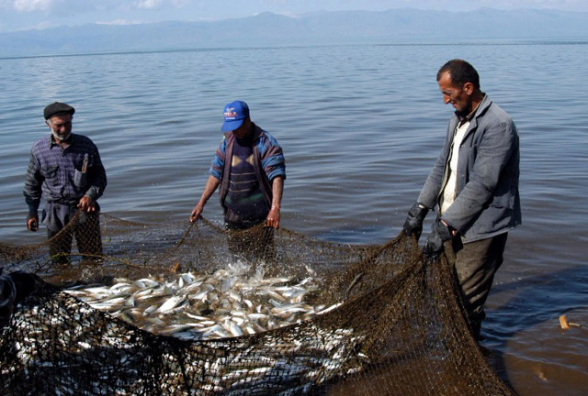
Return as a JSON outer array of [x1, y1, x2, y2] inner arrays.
[[78, 196, 97, 213], [403, 202, 429, 241], [190, 205, 204, 223], [26, 213, 38, 232], [423, 221, 453, 258], [266, 206, 280, 229], [190, 176, 220, 223]]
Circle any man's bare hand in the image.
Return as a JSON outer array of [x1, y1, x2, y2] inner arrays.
[[78, 196, 97, 212], [266, 206, 280, 229], [26, 214, 38, 232], [190, 206, 204, 223]]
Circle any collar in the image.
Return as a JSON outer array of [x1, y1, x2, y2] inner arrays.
[[238, 123, 257, 144], [225, 123, 262, 143], [49, 133, 74, 148], [455, 94, 486, 127]]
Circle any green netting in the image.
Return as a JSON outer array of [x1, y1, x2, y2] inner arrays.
[[0, 212, 516, 395]]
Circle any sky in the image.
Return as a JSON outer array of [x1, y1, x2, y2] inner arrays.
[[0, 0, 587, 33]]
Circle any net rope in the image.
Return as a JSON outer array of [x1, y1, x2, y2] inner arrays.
[[1, 212, 516, 395]]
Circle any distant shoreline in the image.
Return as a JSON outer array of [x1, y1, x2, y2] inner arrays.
[[1, 8, 587, 58]]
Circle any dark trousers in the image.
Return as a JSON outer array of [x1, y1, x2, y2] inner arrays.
[[47, 212, 103, 263], [444, 233, 509, 338]]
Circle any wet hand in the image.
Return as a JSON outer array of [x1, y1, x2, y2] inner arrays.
[[26, 214, 38, 232], [190, 206, 203, 223], [78, 196, 96, 213], [266, 207, 280, 229]]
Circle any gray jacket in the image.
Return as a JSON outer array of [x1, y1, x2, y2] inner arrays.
[[418, 95, 521, 243]]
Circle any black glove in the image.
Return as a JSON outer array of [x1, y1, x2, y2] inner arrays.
[[9, 272, 37, 303], [403, 202, 429, 241], [423, 221, 453, 258]]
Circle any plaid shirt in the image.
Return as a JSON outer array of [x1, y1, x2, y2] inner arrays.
[[24, 133, 107, 215]]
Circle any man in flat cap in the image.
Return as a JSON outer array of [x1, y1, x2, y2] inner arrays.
[[23, 102, 107, 264], [190, 100, 285, 263]]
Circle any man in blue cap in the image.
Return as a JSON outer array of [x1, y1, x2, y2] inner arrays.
[[190, 100, 286, 261], [23, 102, 107, 264]]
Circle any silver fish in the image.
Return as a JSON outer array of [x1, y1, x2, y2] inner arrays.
[[157, 296, 186, 313]]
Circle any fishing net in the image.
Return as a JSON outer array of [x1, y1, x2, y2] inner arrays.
[[0, 212, 516, 395]]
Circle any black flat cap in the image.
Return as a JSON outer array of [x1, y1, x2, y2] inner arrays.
[[44, 102, 75, 120]]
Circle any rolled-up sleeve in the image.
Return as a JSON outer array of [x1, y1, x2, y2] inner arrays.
[[259, 134, 286, 181]]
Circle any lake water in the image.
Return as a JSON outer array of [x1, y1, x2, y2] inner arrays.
[[1, 40, 587, 395]]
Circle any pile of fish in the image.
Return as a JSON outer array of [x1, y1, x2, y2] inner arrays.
[[63, 262, 341, 340], [9, 292, 363, 395], [7, 262, 367, 394]]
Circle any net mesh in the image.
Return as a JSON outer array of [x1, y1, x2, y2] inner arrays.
[[0, 212, 516, 395]]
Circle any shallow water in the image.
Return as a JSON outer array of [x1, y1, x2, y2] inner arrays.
[[1, 40, 587, 395]]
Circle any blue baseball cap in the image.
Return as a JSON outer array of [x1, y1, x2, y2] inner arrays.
[[221, 100, 249, 132]]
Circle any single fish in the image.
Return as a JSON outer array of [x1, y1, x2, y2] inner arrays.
[[156, 296, 186, 313]]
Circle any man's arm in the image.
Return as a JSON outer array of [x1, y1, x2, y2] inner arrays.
[[417, 123, 453, 210], [80, 148, 107, 213], [266, 176, 284, 229], [23, 152, 42, 231], [190, 175, 220, 222]]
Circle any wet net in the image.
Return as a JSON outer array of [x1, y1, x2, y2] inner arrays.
[[0, 212, 516, 395]]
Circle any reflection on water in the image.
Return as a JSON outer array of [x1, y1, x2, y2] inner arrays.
[[1, 41, 588, 395]]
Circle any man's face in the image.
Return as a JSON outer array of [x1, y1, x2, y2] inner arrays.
[[231, 118, 251, 139], [438, 71, 473, 114], [47, 114, 73, 141]]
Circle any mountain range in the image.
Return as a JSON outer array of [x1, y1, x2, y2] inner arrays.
[[1, 8, 587, 57]]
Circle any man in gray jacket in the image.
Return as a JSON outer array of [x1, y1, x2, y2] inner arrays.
[[403, 59, 521, 340]]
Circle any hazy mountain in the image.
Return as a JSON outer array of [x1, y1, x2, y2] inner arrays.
[[1, 8, 587, 57]]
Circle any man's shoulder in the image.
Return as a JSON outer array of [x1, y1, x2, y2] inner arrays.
[[71, 133, 99, 149], [219, 132, 232, 147], [475, 99, 518, 142], [480, 97, 514, 124], [72, 133, 96, 144], [31, 135, 50, 154], [255, 126, 280, 146]]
